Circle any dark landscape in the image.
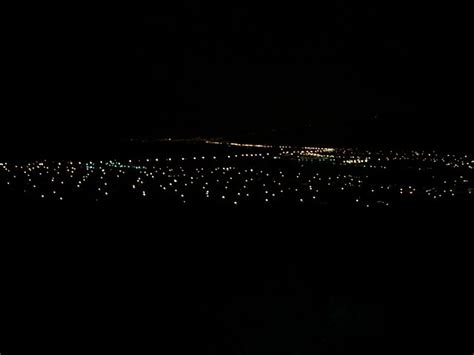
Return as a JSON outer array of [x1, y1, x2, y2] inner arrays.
[[1, 5, 472, 355]]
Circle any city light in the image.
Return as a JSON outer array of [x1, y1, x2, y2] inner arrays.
[[0, 141, 472, 206]]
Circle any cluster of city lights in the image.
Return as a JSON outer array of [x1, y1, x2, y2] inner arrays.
[[1, 143, 472, 206]]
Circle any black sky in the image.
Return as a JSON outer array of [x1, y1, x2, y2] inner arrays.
[[3, 3, 472, 152]]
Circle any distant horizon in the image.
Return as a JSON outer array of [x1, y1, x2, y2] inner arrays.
[[1, 133, 473, 162]]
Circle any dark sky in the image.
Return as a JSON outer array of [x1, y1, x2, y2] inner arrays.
[[3, 3, 472, 151]]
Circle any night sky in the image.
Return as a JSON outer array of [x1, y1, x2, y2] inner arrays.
[[3, 4, 472, 152]]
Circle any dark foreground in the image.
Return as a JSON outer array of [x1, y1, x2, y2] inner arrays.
[[1, 210, 470, 355]]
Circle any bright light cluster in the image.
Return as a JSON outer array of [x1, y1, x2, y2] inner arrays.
[[0, 142, 472, 206]]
